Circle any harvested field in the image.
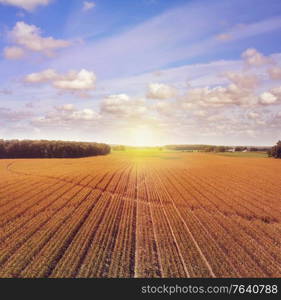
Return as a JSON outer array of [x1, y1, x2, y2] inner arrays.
[[0, 151, 280, 278]]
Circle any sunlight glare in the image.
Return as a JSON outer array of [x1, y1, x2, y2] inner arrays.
[[131, 126, 157, 147]]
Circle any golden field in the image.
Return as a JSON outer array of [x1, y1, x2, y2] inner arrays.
[[0, 151, 280, 278]]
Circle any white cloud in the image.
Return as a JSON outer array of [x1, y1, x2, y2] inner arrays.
[[24, 69, 96, 93], [3, 46, 25, 59], [224, 71, 259, 89], [259, 92, 278, 105], [8, 22, 70, 57], [71, 108, 100, 121], [53, 69, 96, 91], [33, 105, 101, 127], [268, 66, 281, 80], [147, 83, 177, 99], [241, 48, 273, 67], [24, 68, 58, 83], [178, 59, 277, 110], [0, 0, 51, 11], [101, 94, 147, 118], [82, 1, 95, 12], [258, 86, 281, 105], [183, 83, 256, 108]]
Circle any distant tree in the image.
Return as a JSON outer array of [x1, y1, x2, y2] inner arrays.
[[267, 149, 272, 157], [204, 146, 215, 152], [0, 140, 111, 159], [235, 146, 242, 152], [0, 140, 5, 157], [166, 144, 215, 151], [112, 145, 126, 151], [215, 146, 226, 152], [268, 140, 281, 158]]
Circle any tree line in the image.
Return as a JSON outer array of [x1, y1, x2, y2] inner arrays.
[[268, 141, 281, 158], [166, 144, 215, 151], [166, 144, 270, 152], [0, 139, 111, 159]]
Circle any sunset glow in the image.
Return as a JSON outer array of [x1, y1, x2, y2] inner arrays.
[[130, 127, 158, 147]]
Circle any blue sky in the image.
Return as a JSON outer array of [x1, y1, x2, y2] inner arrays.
[[0, 0, 281, 146]]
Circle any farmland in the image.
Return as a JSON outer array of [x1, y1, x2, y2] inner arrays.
[[0, 151, 280, 278], [213, 152, 268, 158]]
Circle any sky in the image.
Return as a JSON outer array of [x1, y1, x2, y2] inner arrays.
[[0, 0, 281, 146]]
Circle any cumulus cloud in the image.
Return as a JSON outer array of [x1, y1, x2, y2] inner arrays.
[[0, 0, 51, 11], [53, 69, 96, 91], [268, 66, 281, 80], [259, 92, 277, 105], [7, 22, 71, 58], [33, 105, 100, 127], [24, 69, 96, 94], [82, 1, 95, 11], [147, 83, 177, 99], [179, 63, 269, 110], [224, 71, 259, 89], [101, 94, 147, 118], [24, 68, 58, 83], [3, 46, 25, 59], [183, 83, 255, 108], [241, 48, 273, 67], [71, 108, 100, 121], [259, 86, 281, 105]]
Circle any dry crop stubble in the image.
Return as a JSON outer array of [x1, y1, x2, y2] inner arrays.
[[0, 152, 280, 277]]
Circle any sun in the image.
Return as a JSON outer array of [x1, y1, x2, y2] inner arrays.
[[130, 126, 157, 147]]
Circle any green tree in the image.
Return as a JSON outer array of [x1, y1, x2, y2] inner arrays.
[[0, 140, 111, 159], [269, 140, 281, 158]]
